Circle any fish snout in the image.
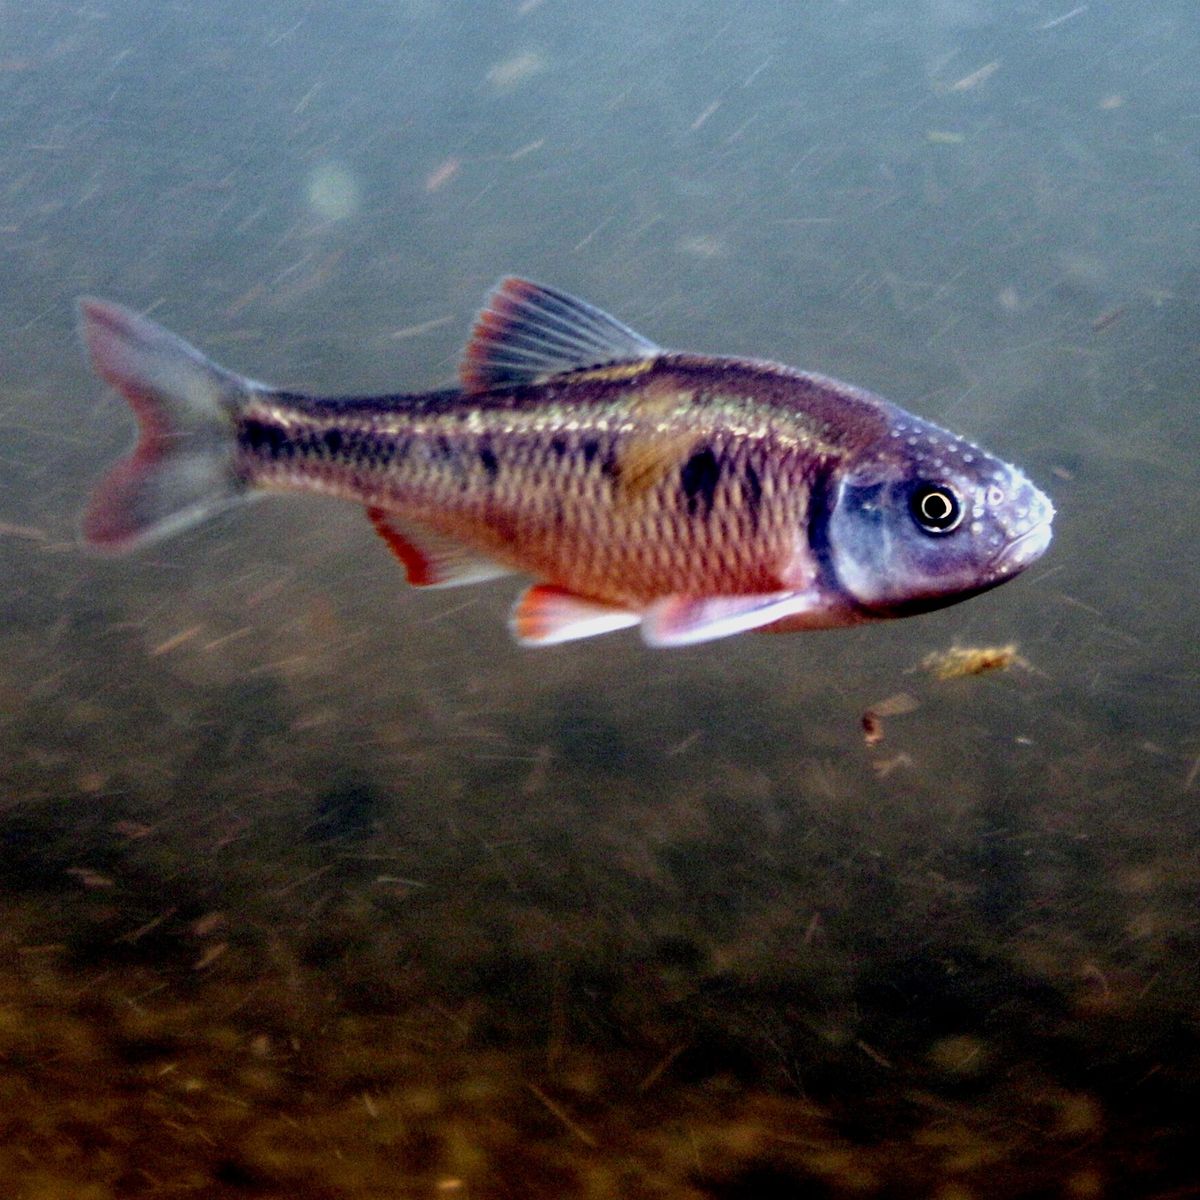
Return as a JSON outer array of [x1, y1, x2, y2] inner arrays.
[[992, 478, 1055, 575]]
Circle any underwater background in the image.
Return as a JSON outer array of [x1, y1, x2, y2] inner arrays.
[[1, 1, 1198, 1195]]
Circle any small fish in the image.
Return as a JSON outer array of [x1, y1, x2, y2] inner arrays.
[[78, 278, 1054, 648]]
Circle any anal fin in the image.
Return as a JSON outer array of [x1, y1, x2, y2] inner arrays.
[[511, 584, 640, 646], [367, 507, 511, 588], [641, 590, 824, 647]]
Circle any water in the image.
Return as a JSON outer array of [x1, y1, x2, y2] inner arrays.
[[2, 2, 1198, 1195]]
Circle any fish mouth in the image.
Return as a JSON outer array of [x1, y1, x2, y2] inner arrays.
[[992, 516, 1054, 576]]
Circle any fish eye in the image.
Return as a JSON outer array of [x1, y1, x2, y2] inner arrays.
[[909, 483, 962, 534]]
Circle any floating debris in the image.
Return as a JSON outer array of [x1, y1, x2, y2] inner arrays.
[[860, 692, 919, 747], [872, 751, 913, 778], [508, 138, 544, 161], [949, 61, 1000, 92], [1090, 305, 1126, 332], [193, 942, 229, 971], [689, 100, 721, 131], [926, 130, 965, 145], [1185, 752, 1200, 791], [0, 520, 49, 541], [861, 710, 884, 747], [390, 315, 454, 341], [525, 1082, 597, 1148], [921, 643, 1027, 680], [66, 867, 115, 889], [486, 50, 544, 91], [191, 911, 226, 938], [113, 820, 155, 840], [149, 625, 203, 657], [1038, 4, 1088, 31], [424, 157, 461, 193], [676, 233, 727, 259]]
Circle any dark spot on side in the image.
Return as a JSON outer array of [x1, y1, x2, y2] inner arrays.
[[433, 435, 454, 463], [479, 443, 499, 481], [743, 460, 762, 532], [241, 418, 290, 458], [322, 428, 344, 456], [680, 445, 721, 517], [580, 436, 619, 480], [550, 435, 569, 458]]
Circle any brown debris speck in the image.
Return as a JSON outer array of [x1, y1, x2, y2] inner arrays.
[[861, 692, 918, 746], [921, 644, 1027, 681], [861, 710, 884, 747]]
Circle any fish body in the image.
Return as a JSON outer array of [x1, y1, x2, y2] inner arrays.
[[79, 278, 1054, 647]]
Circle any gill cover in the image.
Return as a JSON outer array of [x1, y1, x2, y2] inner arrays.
[[825, 464, 997, 614]]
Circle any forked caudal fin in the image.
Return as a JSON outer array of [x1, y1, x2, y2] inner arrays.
[[78, 299, 257, 551]]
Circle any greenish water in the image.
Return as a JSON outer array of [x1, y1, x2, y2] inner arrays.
[[1, 2, 1198, 1196]]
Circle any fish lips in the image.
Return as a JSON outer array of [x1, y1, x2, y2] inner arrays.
[[990, 480, 1056, 577], [992, 516, 1054, 576]]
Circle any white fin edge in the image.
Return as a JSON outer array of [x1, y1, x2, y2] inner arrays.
[[641, 591, 824, 647], [511, 584, 641, 646]]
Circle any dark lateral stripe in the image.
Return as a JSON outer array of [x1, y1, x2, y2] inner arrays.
[[240, 416, 405, 470], [240, 417, 291, 457]]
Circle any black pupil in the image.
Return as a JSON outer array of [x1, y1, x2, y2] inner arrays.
[[911, 485, 960, 532]]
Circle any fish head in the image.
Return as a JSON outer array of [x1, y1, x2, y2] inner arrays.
[[824, 416, 1055, 616]]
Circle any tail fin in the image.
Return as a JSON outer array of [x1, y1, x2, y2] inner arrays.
[[78, 299, 256, 551]]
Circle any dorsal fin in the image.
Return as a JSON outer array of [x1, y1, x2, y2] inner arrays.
[[460, 277, 660, 393]]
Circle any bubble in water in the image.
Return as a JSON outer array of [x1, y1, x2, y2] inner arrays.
[[306, 162, 360, 222]]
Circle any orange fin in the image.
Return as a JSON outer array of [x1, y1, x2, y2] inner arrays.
[[641, 591, 824, 647], [460, 277, 660, 394], [510, 584, 640, 646], [367, 507, 510, 588]]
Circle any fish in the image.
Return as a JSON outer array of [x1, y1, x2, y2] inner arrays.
[[77, 277, 1054, 648]]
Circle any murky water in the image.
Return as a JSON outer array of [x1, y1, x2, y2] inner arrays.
[[2, 2, 1198, 1196]]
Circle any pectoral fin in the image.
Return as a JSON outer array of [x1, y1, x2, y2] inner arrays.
[[511, 584, 640, 646], [641, 590, 825, 647], [367, 507, 512, 588]]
